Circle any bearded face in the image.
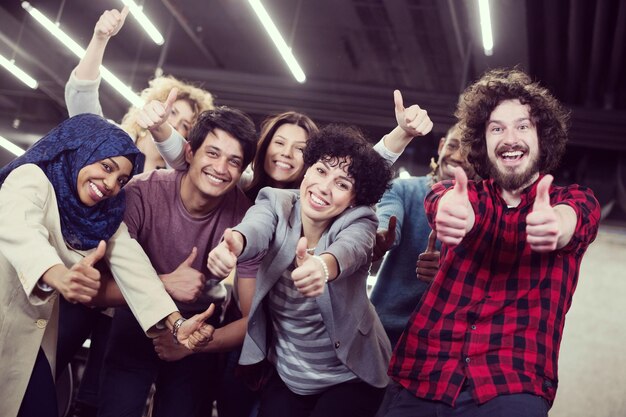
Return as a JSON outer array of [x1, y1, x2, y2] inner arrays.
[[485, 99, 541, 191]]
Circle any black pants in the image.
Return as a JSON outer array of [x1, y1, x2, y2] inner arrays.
[[18, 348, 58, 417], [258, 372, 385, 417]]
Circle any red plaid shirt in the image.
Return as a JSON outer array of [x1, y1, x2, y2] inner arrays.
[[389, 175, 600, 406]]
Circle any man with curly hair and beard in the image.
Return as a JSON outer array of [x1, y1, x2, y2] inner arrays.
[[383, 68, 601, 417]]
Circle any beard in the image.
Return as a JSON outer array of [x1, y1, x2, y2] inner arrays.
[[487, 153, 540, 191]]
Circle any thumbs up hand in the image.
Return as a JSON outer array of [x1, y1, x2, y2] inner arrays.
[[161, 247, 207, 303], [291, 237, 327, 298], [435, 167, 473, 246], [373, 216, 397, 262], [94, 7, 129, 41], [41, 240, 106, 303], [415, 230, 440, 284], [526, 175, 560, 252], [394, 90, 433, 138], [207, 229, 244, 279], [137, 88, 179, 132]]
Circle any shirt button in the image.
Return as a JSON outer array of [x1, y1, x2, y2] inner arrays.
[[334, 341, 340, 349], [36, 319, 47, 329], [471, 325, 477, 330], [465, 357, 471, 364]]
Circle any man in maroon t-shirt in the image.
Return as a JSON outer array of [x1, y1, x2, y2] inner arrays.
[[97, 107, 262, 417], [385, 69, 600, 417]]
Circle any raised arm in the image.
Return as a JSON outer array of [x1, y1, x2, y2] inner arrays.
[[65, 7, 129, 117], [373, 90, 434, 164]]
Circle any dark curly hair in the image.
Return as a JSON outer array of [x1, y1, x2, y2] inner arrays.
[[187, 106, 258, 170], [303, 124, 393, 206], [455, 68, 570, 179]]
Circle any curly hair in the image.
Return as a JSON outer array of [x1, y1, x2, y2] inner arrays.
[[455, 68, 569, 178], [303, 124, 393, 206], [246, 111, 319, 198], [120, 75, 215, 141], [187, 106, 258, 170]]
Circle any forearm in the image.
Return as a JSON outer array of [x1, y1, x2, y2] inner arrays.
[[382, 125, 414, 154], [89, 275, 127, 307], [555, 204, 577, 249], [196, 318, 248, 353], [75, 35, 108, 80]]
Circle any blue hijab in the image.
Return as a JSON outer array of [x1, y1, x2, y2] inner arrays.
[[0, 113, 145, 250]]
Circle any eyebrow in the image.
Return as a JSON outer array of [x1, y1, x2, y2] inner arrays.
[[321, 161, 354, 183], [275, 134, 306, 144], [106, 157, 120, 170], [205, 145, 243, 161], [488, 117, 532, 125]]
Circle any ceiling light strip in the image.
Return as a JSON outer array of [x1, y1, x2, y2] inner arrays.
[[21, 2, 143, 107], [0, 135, 26, 156], [248, 0, 306, 83], [0, 53, 38, 89], [119, 0, 165, 45], [478, 0, 494, 56]]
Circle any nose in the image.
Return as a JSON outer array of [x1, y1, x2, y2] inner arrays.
[[214, 157, 229, 174], [280, 145, 294, 159], [318, 176, 332, 194], [102, 176, 113, 192]]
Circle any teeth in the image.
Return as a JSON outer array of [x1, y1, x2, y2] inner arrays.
[[310, 193, 327, 206], [90, 182, 103, 198], [275, 161, 293, 169], [501, 151, 523, 158], [206, 173, 225, 183]]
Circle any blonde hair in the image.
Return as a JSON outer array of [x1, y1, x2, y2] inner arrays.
[[120, 75, 215, 141]]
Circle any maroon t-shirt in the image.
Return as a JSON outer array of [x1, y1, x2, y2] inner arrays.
[[123, 169, 261, 313]]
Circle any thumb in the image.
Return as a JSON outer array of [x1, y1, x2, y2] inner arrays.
[[194, 303, 216, 323], [182, 247, 198, 267], [425, 230, 437, 253], [386, 216, 397, 244], [223, 228, 236, 253], [393, 90, 404, 114], [295, 236, 309, 261], [533, 175, 553, 210], [83, 240, 106, 267], [453, 166, 468, 196], [164, 88, 178, 112], [120, 6, 130, 21]]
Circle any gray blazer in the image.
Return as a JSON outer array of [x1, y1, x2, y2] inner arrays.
[[235, 188, 391, 388]]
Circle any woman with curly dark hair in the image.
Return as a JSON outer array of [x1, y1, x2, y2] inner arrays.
[[204, 124, 394, 417]]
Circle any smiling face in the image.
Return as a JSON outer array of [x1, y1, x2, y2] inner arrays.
[[485, 99, 540, 191], [184, 128, 244, 201], [436, 125, 474, 181], [76, 156, 133, 206], [263, 123, 308, 187], [300, 157, 356, 228]]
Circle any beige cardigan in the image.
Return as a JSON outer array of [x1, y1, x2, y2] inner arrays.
[[0, 164, 178, 417]]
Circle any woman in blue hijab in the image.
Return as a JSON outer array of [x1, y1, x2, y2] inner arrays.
[[0, 114, 213, 417]]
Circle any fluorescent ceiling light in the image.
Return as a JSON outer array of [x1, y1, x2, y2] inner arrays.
[[0, 53, 38, 89], [21, 1, 142, 107], [0, 135, 26, 156], [248, 0, 306, 83], [119, 0, 165, 45], [478, 0, 494, 56]]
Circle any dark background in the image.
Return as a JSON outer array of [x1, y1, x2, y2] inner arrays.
[[1, 0, 625, 221]]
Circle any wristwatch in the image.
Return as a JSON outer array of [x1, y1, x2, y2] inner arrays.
[[172, 317, 186, 345]]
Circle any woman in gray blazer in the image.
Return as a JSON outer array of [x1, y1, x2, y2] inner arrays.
[[205, 125, 394, 417]]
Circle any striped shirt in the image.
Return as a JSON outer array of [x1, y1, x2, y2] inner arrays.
[[268, 263, 356, 394]]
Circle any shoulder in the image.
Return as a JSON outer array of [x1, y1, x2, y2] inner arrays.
[[3, 164, 50, 190], [125, 169, 178, 191], [256, 187, 299, 205]]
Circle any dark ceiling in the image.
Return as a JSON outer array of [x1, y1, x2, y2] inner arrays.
[[1, 0, 626, 218]]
